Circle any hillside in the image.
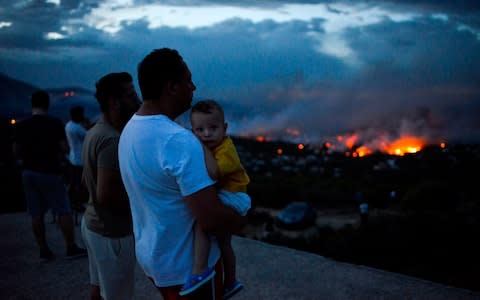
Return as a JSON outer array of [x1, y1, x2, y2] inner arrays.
[[0, 73, 98, 123], [0, 73, 38, 118]]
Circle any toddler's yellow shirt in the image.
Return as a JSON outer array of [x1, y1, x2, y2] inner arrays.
[[213, 137, 250, 193]]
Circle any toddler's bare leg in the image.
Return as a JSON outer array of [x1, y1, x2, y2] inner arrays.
[[219, 235, 236, 287], [192, 222, 211, 274]]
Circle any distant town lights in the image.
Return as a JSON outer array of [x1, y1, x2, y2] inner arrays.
[[297, 143, 305, 150], [10, 118, 16, 125]]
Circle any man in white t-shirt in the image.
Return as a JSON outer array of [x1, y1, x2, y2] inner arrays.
[[119, 48, 246, 300], [65, 106, 88, 168], [65, 106, 88, 211]]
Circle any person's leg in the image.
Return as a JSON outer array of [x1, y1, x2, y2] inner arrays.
[[46, 173, 80, 251], [81, 217, 102, 300], [179, 222, 215, 296], [89, 286, 102, 300], [219, 235, 243, 299], [155, 259, 223, 300], [219, 235, 236, 287], [22, 171, 51, 255], [59, 214, 75, 247], [31, 215, 49, 253], [192, 221, 211, 275], [97, 234, 136, 300]]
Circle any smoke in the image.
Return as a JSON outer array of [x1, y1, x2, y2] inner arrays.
[[221, 75, 480, 146]]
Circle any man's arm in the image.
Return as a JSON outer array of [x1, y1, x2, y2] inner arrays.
[[96, 167, 130, 210], [184, 185, 247, 238], [59, 139, 70, 156]]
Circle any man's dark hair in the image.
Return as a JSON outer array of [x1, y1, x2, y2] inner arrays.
[[31, 90, 50, 110], [69, 106, 85, 123], [95, 72, 133, 112], [137, 48, 185, 100], [191, 99, 224, 117]]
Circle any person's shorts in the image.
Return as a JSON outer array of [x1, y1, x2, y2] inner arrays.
[[22, 170, 71, 217], [81, 218, 136, 300], [218, 190, 251, 216]]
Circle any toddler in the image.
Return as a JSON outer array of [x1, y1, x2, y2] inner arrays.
[[180, 99, 251, 299]]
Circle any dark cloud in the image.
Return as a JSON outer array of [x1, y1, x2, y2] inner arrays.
[[212, 15, 480, 144], [1, 0, 479, 144], [348, 17, 480, 86], [369, 0, 480, 13], [0, 0, 94, 50]]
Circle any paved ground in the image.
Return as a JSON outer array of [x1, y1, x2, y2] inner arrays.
[[1, 212, 479, 300]]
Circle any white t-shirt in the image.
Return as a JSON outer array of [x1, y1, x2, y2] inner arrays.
[[65, 120, 87, 166], [118, 114, 220, 287]]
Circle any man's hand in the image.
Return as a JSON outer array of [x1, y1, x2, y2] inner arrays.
[[184, 185, 247, 237]]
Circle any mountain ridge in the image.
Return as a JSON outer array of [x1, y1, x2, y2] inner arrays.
[[0, 73, 98, 122]]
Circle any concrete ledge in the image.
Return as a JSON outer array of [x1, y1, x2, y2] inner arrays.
[[1, 212, 479, 299]]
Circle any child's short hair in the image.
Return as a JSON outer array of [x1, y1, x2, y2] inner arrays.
[[191, 99, 224, 116]]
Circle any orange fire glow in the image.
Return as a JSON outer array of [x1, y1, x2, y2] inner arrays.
[[386, 136, 425, 156], [345, 134, 358, 149], [440, 142, 446, 149], [297, 143, 305, 150], [256, 136, 266, 143], [10, 118, 16, 125], [276, 148, 283, 155], [354, 146, 372, 157]]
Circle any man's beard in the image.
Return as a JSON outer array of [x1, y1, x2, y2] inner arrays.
[[120, 104, 139, 126]]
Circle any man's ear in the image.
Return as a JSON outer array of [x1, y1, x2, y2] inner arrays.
[[166, 80, 177, 95], [108, 96, 120, 109], [224, 122, 228, 132]]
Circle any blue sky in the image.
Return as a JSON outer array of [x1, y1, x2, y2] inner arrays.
[[1, 0, 479, 147]]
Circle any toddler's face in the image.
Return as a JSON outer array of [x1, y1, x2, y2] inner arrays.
[[191, 109, 227, 149]]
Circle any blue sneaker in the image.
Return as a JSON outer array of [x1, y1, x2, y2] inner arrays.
[[179, 267, 216, 296], [223, 281, 243, 299]]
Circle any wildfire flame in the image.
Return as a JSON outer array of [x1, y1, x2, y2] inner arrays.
[[386, 136, 425, 156], [345, 134, 358, 149], [244, 127, 431, 158], [354, 145, 372, 157]]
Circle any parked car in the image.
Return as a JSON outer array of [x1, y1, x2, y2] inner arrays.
[[275, 201, 317, 230]]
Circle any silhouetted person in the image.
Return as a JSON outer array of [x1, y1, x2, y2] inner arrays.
[[65, 106, 88, 213], [355, 191, 369, 225], [13, 90, 87, 261], [81, 73, 140, 300]]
